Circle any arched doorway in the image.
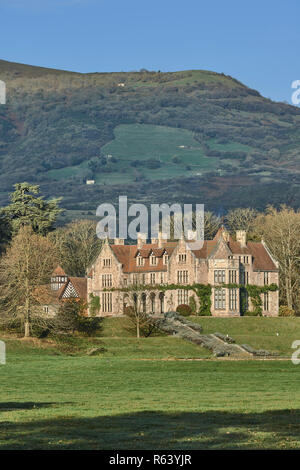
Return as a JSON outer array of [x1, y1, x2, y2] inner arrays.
[[159, 292, 165, 314], [133, 293, 138, 311], [142, 293, 147, 313], [123, 294, 130, 314], [150, 293, 156, 313]]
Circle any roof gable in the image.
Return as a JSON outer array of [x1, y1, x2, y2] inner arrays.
[[110, 241, 176, 273], [247, 242, 277, 271], [52, 265, 67, 277], [208, 237, 232, 259], [60, 277, 87, 300]]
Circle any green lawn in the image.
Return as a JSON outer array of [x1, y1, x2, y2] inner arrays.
[[188, 317, 300, 356], [1, 317, 300, 449], [0, 347, 300, 449]]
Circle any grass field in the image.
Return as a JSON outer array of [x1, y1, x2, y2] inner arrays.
[[1, 317, 300, 449], [47, 124, 221, 184]]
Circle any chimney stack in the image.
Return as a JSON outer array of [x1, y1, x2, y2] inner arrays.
[[114, 238, 125, 245], [236, 230, 247, 247]]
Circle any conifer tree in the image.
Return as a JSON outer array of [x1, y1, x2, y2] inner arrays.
[[1, 182, 62, 236]]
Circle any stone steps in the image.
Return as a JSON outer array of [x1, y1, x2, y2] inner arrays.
[[152, 312, 273, 358]]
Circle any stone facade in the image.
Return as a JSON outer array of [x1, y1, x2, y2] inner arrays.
[[87, 228, 279, 317]]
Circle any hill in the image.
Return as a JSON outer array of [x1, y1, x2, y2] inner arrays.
[[0, 59, 300, 216]]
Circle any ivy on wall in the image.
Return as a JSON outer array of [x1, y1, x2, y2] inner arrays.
[[89, 293, 101, 316], [105, 282, 278, 317], [220, 283, 278, 316]]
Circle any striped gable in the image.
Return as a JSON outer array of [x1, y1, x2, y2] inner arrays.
[[59, 277, 87, 300], [61, 281, 79, 299]]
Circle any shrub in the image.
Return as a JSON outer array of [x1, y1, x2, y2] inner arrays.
[[145, 159, 161, 169], [197, 309, 212, 316], [77, 316, 102, 336], [89, 293, 100, 316], [176, 304, 192, 316], [279, 305, 295, 317], [55, 299, 102, 336], [244, 309, 262, 316]]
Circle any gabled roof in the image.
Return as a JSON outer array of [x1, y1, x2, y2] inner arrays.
[[110, 242, 176, 273], [189, 229, 277, 271], [52, 265, 67, 277], [247, 242, 277, 271], [90, 228, 278, 274], [213, 226, 230, 241], [59, 277, 87, 300], [207, 236, 233, 259], [34, 283, 66, 305]]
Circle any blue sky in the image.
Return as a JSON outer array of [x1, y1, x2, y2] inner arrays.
[[0, 0, 299, 102]]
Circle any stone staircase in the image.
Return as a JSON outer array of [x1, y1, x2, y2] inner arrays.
[[152, 312, 273, 358]]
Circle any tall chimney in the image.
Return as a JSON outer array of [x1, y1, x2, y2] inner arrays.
[[236, 230, 247, 247]]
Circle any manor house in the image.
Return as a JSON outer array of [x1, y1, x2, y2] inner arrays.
[[87, 227, 279, 317]]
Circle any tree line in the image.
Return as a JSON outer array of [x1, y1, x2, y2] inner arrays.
[[0, 183, 103, 337], [0, 182, 299, 338]]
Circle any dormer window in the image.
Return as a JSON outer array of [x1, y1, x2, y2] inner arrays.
[[136, 255, 144, 267], [150, 255, 156, 266], [179, 253, 186, 263]]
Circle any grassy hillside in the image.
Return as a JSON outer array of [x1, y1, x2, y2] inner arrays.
[[2, 315, 298, 358], [1, 59, 300, 214], [189, 317, 300, 356]]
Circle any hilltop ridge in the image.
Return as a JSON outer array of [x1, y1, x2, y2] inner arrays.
[[0, 59, 300, 217]]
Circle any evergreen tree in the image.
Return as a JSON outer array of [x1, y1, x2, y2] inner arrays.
[[1, 182, 62, 236]]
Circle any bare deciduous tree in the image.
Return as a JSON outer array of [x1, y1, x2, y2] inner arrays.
[[49, 219, 102, 276], [124, 287, 158, 338], [0, 226, 58, 337], [253, 205, 300, 311], [225, 208, 259, 237], [170, 211, 221, 240]]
